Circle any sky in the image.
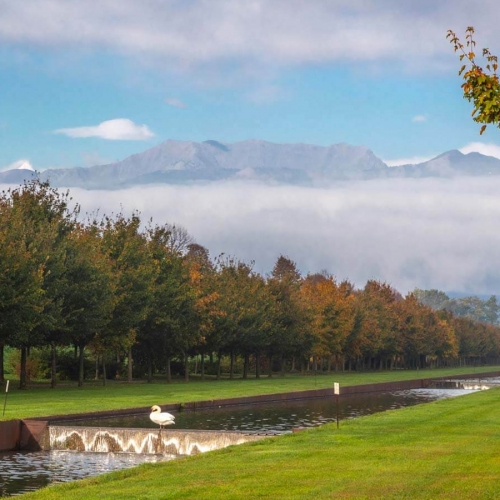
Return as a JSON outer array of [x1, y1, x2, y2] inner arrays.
[[1, 0, 500, 169], [2, 0, 500, 294]]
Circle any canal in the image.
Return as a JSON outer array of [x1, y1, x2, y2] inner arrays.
[[1, 378, 497, 497]]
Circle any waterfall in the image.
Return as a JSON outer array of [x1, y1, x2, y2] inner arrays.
[[48, 427, 263, 455]]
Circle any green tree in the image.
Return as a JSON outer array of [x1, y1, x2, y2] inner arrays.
[[138, 223, 196, 383], [0, 192, 46, 383], [447, 27, 500, 134], [102, 213, 156, 383], [64, 222, 116, 387], [0, 180, 77, 388], [267, 256, 308, 376]]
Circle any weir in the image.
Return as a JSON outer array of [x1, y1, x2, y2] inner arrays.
[[48, 426, 264, 455]]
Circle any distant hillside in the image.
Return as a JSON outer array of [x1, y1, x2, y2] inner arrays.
[[394, 150, 500, 178], [2, 140, 500, 189]]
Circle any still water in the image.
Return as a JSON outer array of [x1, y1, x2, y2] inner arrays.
[[0, 380, 494, 497], [57, 387, 480, 433], [0, 450, 174, 498]]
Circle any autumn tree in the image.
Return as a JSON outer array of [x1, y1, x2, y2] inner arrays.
[[447, 27, 500, 134], [301, 273, 354, 372], [185, 244, 224, 380], [352, 281, 402, 370]]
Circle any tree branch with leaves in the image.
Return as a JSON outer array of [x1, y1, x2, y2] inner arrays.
[[447, 26, 500, 134]]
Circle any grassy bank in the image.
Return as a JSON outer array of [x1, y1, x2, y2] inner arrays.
[[2, 365, 499, 420], [16, 386, 500, 499]]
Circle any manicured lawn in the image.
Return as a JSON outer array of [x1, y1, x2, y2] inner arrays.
[[15, 385, 500, 499], [2, 365, 499, 420]]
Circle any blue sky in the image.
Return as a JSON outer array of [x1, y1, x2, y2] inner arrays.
[[1, 0, 500, 171]]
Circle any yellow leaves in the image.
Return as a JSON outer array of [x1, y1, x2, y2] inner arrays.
[[448, 26, 500, 134]]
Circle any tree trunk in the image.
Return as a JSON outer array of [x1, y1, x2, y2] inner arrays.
[[216, 351, 222, 380], [312, 356, 318, 374], [267, 354, 273, 378], [230, 351, 235, 379], [127, 345, 133, 383], [243, 352, 249, 379], [102, 356, 107, 386], [50, 342, 57, 389], [116, 352, 121, 378], [0, 341, 4, 383], [255, 351, 261, 379], [291, 356, 295, 372], [184, 352, 189, 382], [200, 353, 205, 380], [19, 347, 27, 390], [147, 349, 153, 383], [95, 356, 99, 380], [166, 356, 172, 383], [78, 344, 85, 387]]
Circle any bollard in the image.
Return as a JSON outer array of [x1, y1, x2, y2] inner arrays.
[[3, 380, 9, 417]]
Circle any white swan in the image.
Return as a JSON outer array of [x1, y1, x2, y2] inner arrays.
[[150, 405, 175, 428]]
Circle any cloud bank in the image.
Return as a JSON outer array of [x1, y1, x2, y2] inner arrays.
[[64, 177, 500, 295], [0, 0, 498, 72], [54, 119, 155, 141], [460, 142, 500, 160], [383, 155, 436, 167]]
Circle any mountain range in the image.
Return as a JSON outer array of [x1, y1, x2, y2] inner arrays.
[[2, 139, 500, 189]]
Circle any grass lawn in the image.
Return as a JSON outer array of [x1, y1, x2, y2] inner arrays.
[[2, 365, 499, 420], [15, 385, 500, 499]]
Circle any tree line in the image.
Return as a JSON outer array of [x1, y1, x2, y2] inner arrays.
[[1, 180, 500, 389]]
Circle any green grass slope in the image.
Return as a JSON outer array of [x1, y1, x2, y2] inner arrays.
[[16, 388, 500, 500], [2, 366, 499, 420]]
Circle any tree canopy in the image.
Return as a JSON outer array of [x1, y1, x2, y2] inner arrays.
[[2, 179, 500, 387]]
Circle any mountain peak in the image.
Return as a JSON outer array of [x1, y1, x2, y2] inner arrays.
[[3, 139, 500, 189]]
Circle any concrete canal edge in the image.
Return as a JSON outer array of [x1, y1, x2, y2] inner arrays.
[[1, 370, 499, 452], [0, 419, 49, 452]]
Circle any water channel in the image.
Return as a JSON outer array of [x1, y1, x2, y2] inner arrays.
[[1, 377, 498, 497]]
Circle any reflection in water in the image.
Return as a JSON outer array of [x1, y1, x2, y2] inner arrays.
[[0, 450, 173, 498], [0, 382, 490, 497]]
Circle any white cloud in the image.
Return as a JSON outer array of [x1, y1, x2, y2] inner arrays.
[[411, 115, 426, 123], [1, 159, 35, 172], [383, 155, 435, 167], [0, 1, 498, 72], [459, 142, 500, 160], [54, 119, 155, 141], [63, 176, 500, 295], [165, 98, 187, 109]]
